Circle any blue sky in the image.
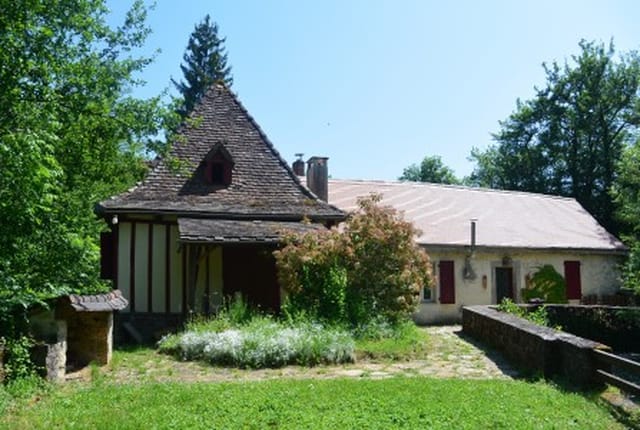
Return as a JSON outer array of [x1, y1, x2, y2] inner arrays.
[[108, 1, 639, 180]]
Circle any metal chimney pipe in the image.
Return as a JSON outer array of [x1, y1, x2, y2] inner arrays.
[[470, 219, 477, 251]]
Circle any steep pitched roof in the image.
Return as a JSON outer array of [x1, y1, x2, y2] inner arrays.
[[327, 179, 627, 254], [97, 85, 344, 221]]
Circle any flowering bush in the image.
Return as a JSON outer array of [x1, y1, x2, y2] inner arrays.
[[275, 194, 433, 326], [158, 319, 354, 368]]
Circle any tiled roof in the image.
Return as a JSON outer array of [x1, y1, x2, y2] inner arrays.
[[327, 179, 627, 253], [66, 289, 129, 312], [178, 218, 325, 244], [98, 85, 344, 221]]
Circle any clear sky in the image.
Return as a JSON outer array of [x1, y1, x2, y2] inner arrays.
[[108, 1, 639, 181]]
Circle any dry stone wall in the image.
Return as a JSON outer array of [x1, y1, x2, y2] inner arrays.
[[462, 305, 609, 387]]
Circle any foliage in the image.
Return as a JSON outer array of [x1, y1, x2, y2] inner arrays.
[[468, 40, 640, 234], [0, 0, 168, 332], [620, 242, 640, 295], [497, 298, 553, 328], [399, 155, 461, 184], [158, 318, 355, 368], [275, 194, 432, 326], [1, 378, 623, 429], [2, 336, 37, 383], [172, 14, 233, 117], [613, 143, 640, 293], [522, 265, 568, 304]]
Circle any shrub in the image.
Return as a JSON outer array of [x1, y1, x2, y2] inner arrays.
[[522, 265, 567, 303], [2, 336, 36, 383], [497, 298, 553, 328], [275, 194, 432, 326], [158, 319, 355, 368]]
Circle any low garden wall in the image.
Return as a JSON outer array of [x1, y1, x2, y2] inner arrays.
[[462, 305, 610, 387], [543, 305, 640, 352]]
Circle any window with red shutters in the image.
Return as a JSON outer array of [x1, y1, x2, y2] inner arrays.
[[564, 261, 582, 300], [439, 260, 455, 304]]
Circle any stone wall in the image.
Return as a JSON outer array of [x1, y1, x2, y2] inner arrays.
[[56, 303, 113, 366], [30, 320, 67, 382], [543, 305, 640, 352], [462, 305, 609, 387]]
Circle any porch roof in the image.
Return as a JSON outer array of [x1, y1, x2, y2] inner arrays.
[[177, 218, 325, 244]]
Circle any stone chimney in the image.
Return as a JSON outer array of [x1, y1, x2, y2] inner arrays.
[[306, 156, 329, 202], [292, 153, 305, 176]]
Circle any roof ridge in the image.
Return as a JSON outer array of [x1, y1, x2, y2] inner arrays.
[[329, 178, 578, 202], [222, 85, 344, 214]]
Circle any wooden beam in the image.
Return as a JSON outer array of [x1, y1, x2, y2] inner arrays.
[[165, 224, 171, 314], [596, 369, 640, 396], [129, 222, 136, 312], [147, 224, 153, 312], [594, 349, 640, 374]]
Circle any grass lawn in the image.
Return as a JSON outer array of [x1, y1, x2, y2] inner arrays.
[[0, 377, 622, 429]]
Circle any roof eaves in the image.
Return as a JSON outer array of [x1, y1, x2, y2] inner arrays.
[[419, 243, 628, 256]]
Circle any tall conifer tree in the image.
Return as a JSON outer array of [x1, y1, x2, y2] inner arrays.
[[172, 14, 233, 117]]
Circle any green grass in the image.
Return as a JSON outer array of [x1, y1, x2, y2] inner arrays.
[[355, 323, 430, 361], [0, 377, 621, 429]]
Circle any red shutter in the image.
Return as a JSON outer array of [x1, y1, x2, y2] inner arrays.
[[100, 231, 114, 280], [564, 261, 582, 300], [439, 260, 455, 304]]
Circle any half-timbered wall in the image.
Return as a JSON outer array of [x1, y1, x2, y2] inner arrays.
[[116, 222, 186, 313]]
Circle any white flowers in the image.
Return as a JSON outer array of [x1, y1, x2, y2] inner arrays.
[[159, 321, 355, 368]]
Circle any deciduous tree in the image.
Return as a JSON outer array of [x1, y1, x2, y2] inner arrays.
[[0, 0, 167, 329], [469, 40, 640, 234], [400, 155, 460, 184]]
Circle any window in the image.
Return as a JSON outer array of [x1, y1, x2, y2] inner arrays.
[[423, 284, 433, 301], [422, 262, 436, 302], [203, 145, 233, 187], [210, 161, 225, 184], [439, 260, 455, 304], [564, 261, 582, 300]]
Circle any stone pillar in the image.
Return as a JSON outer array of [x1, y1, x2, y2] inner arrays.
[[32, 320, 67, 383]]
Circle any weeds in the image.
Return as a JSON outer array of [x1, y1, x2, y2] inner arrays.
[[497, 298, 559, 329]]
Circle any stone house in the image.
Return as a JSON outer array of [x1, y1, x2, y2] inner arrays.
[[98, 83, 627, 334], [321, 179, 628, 324], [96, 85, 344, 340]]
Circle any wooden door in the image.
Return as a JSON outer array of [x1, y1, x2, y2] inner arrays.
[[495, 267, 514, 303]]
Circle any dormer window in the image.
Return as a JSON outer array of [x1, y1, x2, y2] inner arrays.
[[209, 161, 225, 184], [204, 143, 234, 187]]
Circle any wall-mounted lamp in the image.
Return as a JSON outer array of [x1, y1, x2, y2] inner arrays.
[[111, 215, 119, 225], [502, 255, 512, 267], [482, 275, 487, 289]]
